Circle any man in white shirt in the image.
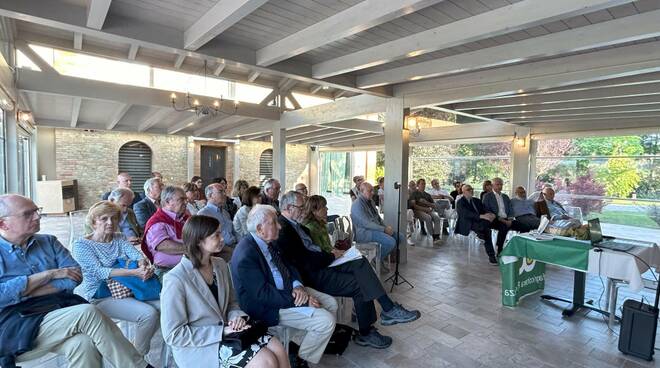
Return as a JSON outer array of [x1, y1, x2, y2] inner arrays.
[[482, 177, 526, 255], [428, 178, 453, 213]]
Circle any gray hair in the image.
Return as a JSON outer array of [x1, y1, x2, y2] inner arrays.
[[0, 194, 31, 218], [279, 191, 301, 211], [205, 183, 223, 199], [263, 178, 279, 192], [492, 177, 503, 185], [108, 188, 134, 202], [143, 177, 161, 194], [246, 204, 277, 233], [161, 185, 184, 204]]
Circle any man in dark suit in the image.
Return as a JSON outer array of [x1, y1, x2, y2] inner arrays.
[[230, 204, 336, 367], [482, 177, 528, 252], [456, 184, 505, 265], [275, 191, 420, 350], [134, 177, 162, 227]]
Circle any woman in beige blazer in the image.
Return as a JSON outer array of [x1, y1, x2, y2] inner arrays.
[[161, 215, 290, 368]]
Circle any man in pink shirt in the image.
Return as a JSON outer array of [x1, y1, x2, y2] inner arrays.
[[141, 186, 189, 278]]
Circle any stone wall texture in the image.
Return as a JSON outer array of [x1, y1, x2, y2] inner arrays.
[[54, 129, 188, 209], [52, 129, 309, 209]]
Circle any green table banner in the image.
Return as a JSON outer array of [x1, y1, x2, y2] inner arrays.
[[499, 236, 591, 307]]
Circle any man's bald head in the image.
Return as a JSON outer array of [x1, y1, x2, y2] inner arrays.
[[359, 182, 374, 198], [542, 187, 555, 200], [117, 172, 132, 189], [0, 194, 42, 243]]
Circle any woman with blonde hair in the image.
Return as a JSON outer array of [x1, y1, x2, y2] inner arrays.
[[72, 201, 160, 358], [232, 179, 250, 208]]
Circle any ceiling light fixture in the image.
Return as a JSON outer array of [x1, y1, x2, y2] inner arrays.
[[170, 60, 238, 117]]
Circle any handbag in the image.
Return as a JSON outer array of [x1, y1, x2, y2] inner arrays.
[[222, 319, 269, 351], [94, 259, 161, 301], [106, 279, 133, 299], [333, 216, 353, 250]]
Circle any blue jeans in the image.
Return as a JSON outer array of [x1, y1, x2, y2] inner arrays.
[[358, 230, 403, 260]]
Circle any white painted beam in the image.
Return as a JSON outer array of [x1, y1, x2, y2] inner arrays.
[[453, 82, 660, 111], [298, 132, 376, 145], [106, 103, 131, 130], [69, 97, 81, 127], [184, 0, 268, 50], [395, 41, 660, 108], [247, 71, 260, 83], [278, 78, 297, 93], [285, 126, 332, 139], [280, 94, 388, 129], [516, 111, 660, 124], [167, 114, 202, 134], [309, 85, 323, 95], [256, 0, 442, 66], [357, 10, 660, 88], [138, 108, 171, 132], [194, 115, 246, 136], [86, 0, 112, 29], [173, 54, 185, 69], [500, 106, 660, 120], [288, 129, 352, 143], [333, 90, 347, 99], [17, 69, 281, 121], [127, 44, 139, 60], [217, 118, 273, 138], [15, 40, 58, 75], [476, 95, 660, 116], [312, 0, 633, 78], [73, 32, 82, 50], [323, 119, 384, 134], [259, 90, 279, 106], [213, 62, 225, 76], [287, 92, 301, 110]]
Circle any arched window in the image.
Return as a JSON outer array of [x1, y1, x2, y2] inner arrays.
[[259, 149, 273, 187], [118, 141, 152, 194]]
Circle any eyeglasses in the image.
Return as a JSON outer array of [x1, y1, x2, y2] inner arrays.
[[3, 207, 43, 219]]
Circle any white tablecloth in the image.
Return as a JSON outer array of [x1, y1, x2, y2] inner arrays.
[[587, 240, 660, 291]]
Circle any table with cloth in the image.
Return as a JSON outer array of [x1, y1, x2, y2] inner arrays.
[[499, 234, 660, 323]]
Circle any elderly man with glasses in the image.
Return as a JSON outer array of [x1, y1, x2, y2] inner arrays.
[[455, 184, 501, 265], [0, 194, 152, 368], [102, 173, 142, 207]]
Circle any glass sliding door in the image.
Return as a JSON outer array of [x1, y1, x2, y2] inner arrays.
[[17, 131, 32, 197]]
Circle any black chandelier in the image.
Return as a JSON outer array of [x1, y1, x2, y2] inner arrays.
[[170, 60, 238, 117]]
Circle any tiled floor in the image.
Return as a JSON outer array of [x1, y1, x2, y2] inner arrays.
[[32, 217, 660, 368]]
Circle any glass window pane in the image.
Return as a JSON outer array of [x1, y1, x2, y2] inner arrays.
[[0, 109, 5, 194]]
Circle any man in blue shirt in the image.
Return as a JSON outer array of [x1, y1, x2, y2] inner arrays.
[[0, 194, 151, 368], [197, 183, 237, 262]]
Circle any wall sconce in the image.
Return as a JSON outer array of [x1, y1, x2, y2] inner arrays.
[[17, 110, 33, 123], [514, 132, 526, 147], [405, 115, 421, 137]]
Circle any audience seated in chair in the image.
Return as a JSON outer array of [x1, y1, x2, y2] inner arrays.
[[349, 175, 365, 202], [161, 215, 289, 368], [482, 177, 527, 248], [232, 179, 250, 208], [230, 204, 337, 367], [450, 180, 462, 202], [277, 192, 420, 349], [73, 201, 161, 358], [455, 185, 502, 265], [294, 183, 308, 197], [211, 177, 239, 220], [102, 172, 142, 208], [108, 188, 143, 243], [234, 186, 262, 240], [197, 183, 236, 263], [410, 179, 443, 242], [351, 182, 400, 270], [261, 178, 282, 213], [0, 194, 152, 368], [183, 182, 205, 215], [480, 180, 492, 201], [142, 186, 189, 279], [134, 178, 163, 228], [510, 186, 541, 231], [428, 178, 453, 211]]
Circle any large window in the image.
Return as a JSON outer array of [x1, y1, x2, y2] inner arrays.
[[0, 109, 5, 194], [534, 135, 659, 235], [320, 151, 353, 216], [411, 142, 512, 196], [118, 141, 152, 194]]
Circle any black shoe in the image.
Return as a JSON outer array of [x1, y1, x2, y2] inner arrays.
[[489, 255, 498, 265], [354, 327, 393, 349], [433, 234, 440, 241], [380, 303, 421, 326], [293, 357, 310, 368]]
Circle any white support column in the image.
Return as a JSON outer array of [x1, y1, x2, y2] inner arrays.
[[383, 98, 409, 263], [309, 146, 319, 195], [510, 127, 531, 196], [272, 122, 286, 190], [233, 141, 241, 184], [5, 111, 19, 193]]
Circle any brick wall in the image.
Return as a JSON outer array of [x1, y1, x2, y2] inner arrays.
[[238, 140, 309, 191], [54, 129, 188, 209], [51, 129, 309, 209]]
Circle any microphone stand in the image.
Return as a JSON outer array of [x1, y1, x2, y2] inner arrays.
[[385, 182, 414, 292]]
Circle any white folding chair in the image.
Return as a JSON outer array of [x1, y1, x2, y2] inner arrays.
[[68, 210, 89, 249]]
